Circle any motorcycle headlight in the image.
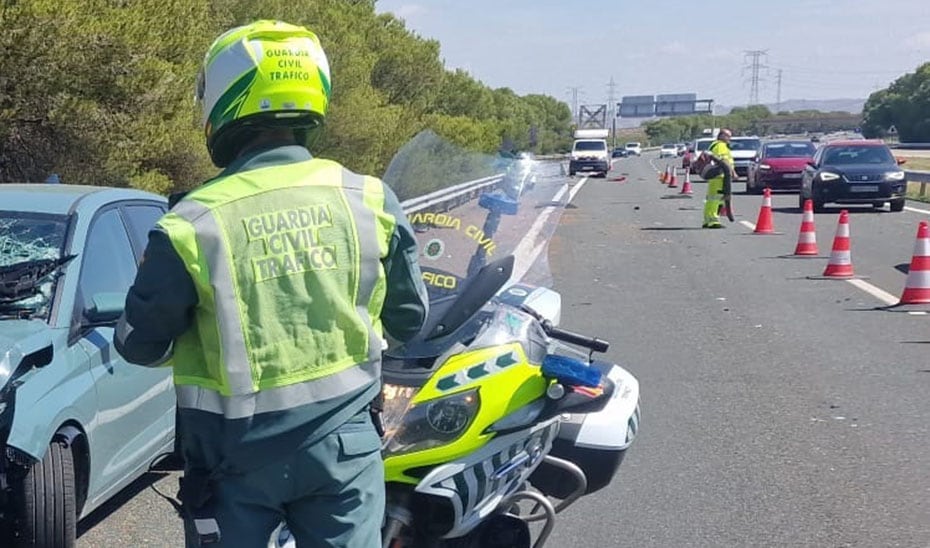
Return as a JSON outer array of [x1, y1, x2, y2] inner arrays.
[[381, 383, 419, 440], [885, 171, 905, 181], [384, 389, 480, 456], [819, 172, 840, 182]]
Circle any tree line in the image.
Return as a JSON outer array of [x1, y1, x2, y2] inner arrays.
[[642, 105, 861, 145], [862, 62, 930, 142], [0, 0, 573, 195]]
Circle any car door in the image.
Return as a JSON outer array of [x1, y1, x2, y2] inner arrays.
[[72, 206, 174, 506]]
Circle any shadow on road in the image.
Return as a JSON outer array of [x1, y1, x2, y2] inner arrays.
[[77, 471, 175, 539]]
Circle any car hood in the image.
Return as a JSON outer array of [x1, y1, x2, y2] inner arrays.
[[824, 164, 900, 179], [0, 320, 56, 391], [763, 157, 812, 171]]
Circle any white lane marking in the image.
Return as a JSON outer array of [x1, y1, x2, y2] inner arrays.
[[846, 278, 899, 306], [568, 177, 588, 202], [511, 177, 587, 281], [904, 205, 930, 215], [739, 218, 902, 307]]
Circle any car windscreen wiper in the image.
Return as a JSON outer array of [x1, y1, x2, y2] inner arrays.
[[0, 255, 76, 304]]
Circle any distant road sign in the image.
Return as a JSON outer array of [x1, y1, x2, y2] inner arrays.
[[618, 93, 712, 118], [656, 93, 697, 116], [888, 125, 898, 135]]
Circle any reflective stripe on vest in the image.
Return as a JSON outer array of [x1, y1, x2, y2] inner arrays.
[[175, 359, 379, 419], [158, 158, 394, 410]]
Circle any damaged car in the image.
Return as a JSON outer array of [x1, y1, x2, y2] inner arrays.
[[0, 184, 175, 547]]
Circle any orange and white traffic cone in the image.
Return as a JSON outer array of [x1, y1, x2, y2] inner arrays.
[[679, 171, 693, 195], [822, 210, 855, 278], [668, 168, 678, 188], [898, 221, 930, 304], [793, 199, 819, 256], [753, 187, 775, 234], [662, 165, 671, 184], [658, 167, 666, 183]]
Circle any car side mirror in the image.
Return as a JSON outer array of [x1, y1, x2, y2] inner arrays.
[[84, 292, 126, 324], [897, 157, 907, 166]]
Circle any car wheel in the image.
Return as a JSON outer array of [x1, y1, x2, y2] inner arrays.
[[15, 440, 77, 548], [890, 198, 905, 212], [813, 199, 826, 213], [798, 192, 807, 210]]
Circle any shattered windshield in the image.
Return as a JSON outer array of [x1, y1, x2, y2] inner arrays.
[[0, 212, 70, 320]]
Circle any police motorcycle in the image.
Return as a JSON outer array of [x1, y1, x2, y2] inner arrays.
[[273, 131, 641, 547]]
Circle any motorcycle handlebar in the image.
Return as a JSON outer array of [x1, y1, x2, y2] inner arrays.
[[542, 320, 610, 353]]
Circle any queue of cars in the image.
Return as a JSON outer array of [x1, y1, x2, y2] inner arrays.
[[678, 134, 909, 213], [576, 131, 910, 216]]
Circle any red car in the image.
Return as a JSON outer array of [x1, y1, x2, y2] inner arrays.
[[746, 140, 817, 194]]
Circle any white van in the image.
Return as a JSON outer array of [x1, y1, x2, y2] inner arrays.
[[569, 129, 610, 177]]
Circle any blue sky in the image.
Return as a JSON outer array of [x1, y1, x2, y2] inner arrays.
[[375, 0, 930, 109]]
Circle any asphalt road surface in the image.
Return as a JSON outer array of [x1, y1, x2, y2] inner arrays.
[[79, 153, 930, 546]]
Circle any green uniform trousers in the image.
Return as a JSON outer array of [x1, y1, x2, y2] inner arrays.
[[184, 411, 384, 547], [703, 176, 726, 227]]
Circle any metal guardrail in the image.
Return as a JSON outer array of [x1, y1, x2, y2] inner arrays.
[[891, 143, 930, 150], [906, 170, 930, 198], [401, 174, 504, 213], [399, 156, 572, 213], [907, 170, 930, 183]]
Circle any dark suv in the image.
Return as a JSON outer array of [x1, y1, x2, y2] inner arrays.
[[799, 140, 907, 212]]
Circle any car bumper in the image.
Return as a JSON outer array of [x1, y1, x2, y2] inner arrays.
[[570, 160, 609, 172], [814, 181, 907, 203], [734, 161, 752, 177], [757, 171, 804, 189]]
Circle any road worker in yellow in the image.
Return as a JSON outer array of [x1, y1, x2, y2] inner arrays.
[[115, 20, 429, 547], [702, 128, 736, 229]]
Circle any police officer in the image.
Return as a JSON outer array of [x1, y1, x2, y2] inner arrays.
[[115, 20, 429, 547], [702, 128, 736, 229]]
